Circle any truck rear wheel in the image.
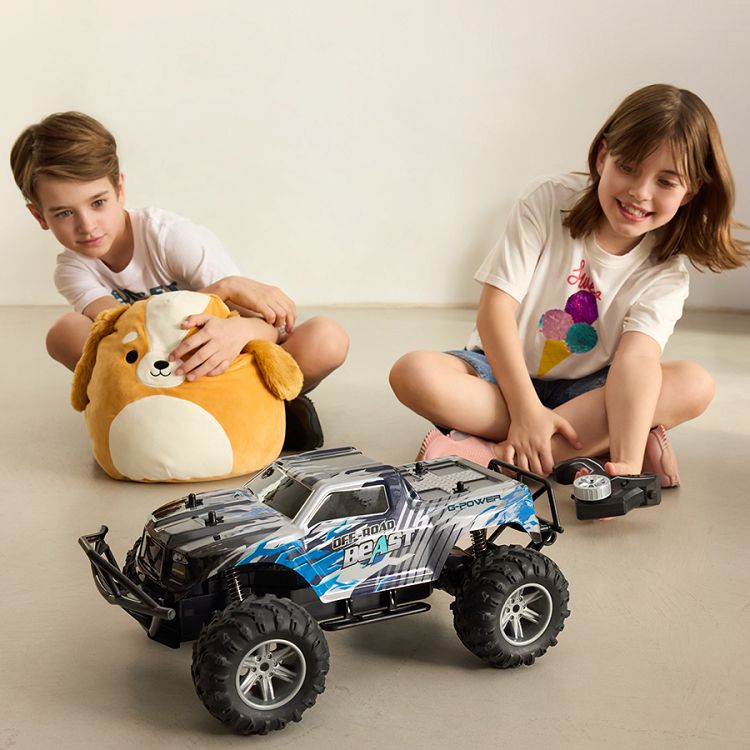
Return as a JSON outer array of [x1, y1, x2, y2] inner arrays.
[[452, 545, 570, 668], [192, 594, 329, 735]]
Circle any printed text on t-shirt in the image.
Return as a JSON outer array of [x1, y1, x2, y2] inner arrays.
[[567, 260, 602, 300]]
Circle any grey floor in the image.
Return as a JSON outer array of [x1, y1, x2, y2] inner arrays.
[[1, 306, 749, 750]]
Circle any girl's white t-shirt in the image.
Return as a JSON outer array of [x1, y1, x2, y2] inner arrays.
[[467, 173, 689, 380], [54, 207, 241, 313]]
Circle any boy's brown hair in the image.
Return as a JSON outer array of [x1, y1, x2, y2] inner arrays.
[[563, 84, 748, 272], [10, 111, 120, 211]]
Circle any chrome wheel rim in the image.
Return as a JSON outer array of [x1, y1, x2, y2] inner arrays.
[[500, 583, 553, 646], [235, 639, 306, 710]]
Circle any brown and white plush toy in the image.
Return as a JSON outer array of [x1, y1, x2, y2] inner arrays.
[[71, 290, 303, 482]]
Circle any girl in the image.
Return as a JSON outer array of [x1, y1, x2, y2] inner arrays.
[[390, 84, 747, 487]]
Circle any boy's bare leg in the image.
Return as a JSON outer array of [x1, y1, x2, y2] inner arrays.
[[46, 312, 93, 371], [390, 351, 714, 470], [47, 309, 349, 390], [281, 316, 349, 392]]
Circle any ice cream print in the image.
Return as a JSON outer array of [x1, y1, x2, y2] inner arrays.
[[536, 290, 598, 376]]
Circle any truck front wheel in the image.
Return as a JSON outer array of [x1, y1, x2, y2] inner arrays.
[[123, 539, 141, 583], [192, 594, 329, 735], [452, 545, 570, 668]]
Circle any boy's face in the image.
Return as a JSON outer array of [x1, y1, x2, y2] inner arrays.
[[29, 175, 127, 263]]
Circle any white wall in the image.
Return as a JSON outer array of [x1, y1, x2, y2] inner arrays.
[[2, 0, 749, 309]]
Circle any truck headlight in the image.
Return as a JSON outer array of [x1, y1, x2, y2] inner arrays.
[[169, 551, 189, 582]]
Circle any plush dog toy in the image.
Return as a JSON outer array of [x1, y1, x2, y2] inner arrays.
[[71, 290, 303, 482]]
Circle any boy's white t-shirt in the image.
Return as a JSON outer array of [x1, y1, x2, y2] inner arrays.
[[54, 207, 242, 312], [467, 173, 689, 380]]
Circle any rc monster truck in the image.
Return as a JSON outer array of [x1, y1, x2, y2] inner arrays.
[[80, 447, 570, 735]]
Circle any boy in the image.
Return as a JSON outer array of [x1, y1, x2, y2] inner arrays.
[[10, 111, 348, 450]]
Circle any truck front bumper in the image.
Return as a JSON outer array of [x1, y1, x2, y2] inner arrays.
[[78, 526, 176, 638]]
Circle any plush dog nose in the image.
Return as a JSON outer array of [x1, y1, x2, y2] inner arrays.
[[154, 360, 170, 371]]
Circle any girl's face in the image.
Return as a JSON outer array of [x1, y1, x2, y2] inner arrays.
[[595, 141, 694, 255]]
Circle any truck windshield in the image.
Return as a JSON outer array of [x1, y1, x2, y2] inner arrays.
[[244, 465, 311, 519]]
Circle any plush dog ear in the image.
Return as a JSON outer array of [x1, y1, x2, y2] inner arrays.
[[204, 293, 233, 318], [246, 340, 304, 401], [71, 305, 130, 412]]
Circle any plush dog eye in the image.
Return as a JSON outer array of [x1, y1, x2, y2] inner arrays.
[[125, 350, 138, 364]]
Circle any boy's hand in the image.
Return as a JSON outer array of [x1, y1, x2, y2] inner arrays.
[[170, 315, 259, 381], [203, 277, 297, 334], [496, 405, 581, 476]]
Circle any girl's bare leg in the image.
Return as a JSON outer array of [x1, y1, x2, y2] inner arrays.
[[390, 351, 512, 439], [551, 360, 714, 467], [391, 351, 714, 471]]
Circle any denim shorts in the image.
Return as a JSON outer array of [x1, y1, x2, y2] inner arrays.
[[447, 349, 609, 410]]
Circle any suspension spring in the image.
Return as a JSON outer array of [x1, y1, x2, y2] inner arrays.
[[223, 569, 244, 605], [471, 529, 487, 557]]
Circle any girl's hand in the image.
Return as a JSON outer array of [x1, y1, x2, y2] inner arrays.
[[170, 314, 254, 381], [496, 406, 581, 476], [203, 277, 297, 334]]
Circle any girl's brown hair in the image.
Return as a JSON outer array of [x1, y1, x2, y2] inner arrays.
[[10, 111, 120, 211], [563, 84, 748, 271]]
